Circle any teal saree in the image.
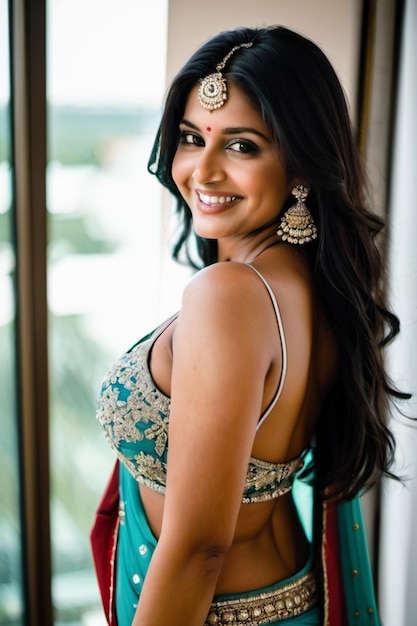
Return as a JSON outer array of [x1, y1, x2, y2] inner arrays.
[[91, 460, 380, 625]]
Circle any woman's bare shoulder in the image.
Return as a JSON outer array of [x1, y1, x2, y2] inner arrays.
[[174, 262, 279, 365], [185, 261, 262, 292], [181, 261, 272, 316]]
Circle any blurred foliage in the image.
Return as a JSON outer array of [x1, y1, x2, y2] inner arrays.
[[0, 105, 160, 166], [48, 106, 160, 165], [49, 313, 113, 571], [0, 214, 12, 244], [48, 213, 117, 255], [0, 323, 19, 523], [0, 103, 161, 623], [0, 106, 10, 163]]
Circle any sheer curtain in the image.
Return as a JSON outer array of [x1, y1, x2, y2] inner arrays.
[[379, 1, 417, 624]]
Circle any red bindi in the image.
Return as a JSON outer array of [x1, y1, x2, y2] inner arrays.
[[206, 126, 212, 132]]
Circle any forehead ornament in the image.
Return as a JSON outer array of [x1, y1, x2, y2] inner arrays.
[[197, 42, 253, 111]]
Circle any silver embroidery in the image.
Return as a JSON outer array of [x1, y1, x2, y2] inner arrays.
[[134, 452, 167, 485], [96, 334, 171, 490], [243, 456, 304, 503], [97, 327, 304, 500], [144, 413, 169, 456]]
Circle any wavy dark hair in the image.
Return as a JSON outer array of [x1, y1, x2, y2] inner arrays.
[[148, 25, 409, 502]]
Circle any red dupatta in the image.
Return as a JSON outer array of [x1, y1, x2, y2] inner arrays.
[[90, 461, 120, 625], [321, 501, 348, 625]]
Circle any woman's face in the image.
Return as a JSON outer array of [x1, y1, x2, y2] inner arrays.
[[172, 81, 293, 244]]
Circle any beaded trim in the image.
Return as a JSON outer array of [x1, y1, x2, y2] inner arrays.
[[204, 571, 318, 625], [242, 455, 304, 504]]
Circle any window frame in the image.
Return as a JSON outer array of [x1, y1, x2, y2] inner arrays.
[[10, 0, 53, 624]]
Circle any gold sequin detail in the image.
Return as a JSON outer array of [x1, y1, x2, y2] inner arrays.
[[205, 571, 318, 624], [96, 333, 170, 492], [97, 321, 304, 500], [243, 455, 304, 503]]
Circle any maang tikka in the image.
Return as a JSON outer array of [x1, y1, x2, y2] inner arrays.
[[277, 185, 318, 244], [197, 42, 253, 111]]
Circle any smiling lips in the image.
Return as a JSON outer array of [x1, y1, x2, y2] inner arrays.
[[197, 191, 240, 210]]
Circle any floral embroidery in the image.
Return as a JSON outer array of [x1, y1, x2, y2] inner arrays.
[[242, 456, 304, 503], [245, 455, 304, 489], [96, 318, 304, 501], [135, 452, 166, 486], [96, 328, 171, 491], [144, 413, 169, 457]]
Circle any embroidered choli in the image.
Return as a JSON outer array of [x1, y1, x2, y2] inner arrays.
[[96, 266, 304, 503]]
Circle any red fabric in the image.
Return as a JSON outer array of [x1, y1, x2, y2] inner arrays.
[[90, 461, 120, 625], [322, 501, 348, 625]]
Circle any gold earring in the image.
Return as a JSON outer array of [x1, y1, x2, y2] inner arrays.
[[277, 185, 317, 244]]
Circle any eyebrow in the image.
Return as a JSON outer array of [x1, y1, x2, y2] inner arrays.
[[180, 118, 271, 143]]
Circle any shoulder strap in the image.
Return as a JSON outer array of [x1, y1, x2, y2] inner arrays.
[[152, 312, 179, 343], [246, 264, 288, 430], [128, 312, 179, 354]]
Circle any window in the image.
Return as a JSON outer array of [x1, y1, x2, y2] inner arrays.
[[46, 1, 172, 623], [3, 0, 192, 623]]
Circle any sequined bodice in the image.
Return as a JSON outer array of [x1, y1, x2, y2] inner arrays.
[[97, 315, 304, 504]]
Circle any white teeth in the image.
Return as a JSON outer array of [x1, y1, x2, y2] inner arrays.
[[199, 193, 236, 205]]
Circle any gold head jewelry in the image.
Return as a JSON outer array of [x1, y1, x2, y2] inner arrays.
[[277, 185, 318, 244], [197, 42, 253, 111]]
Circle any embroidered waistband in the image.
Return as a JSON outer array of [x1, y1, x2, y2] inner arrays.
[[204, 571, 318, 625]]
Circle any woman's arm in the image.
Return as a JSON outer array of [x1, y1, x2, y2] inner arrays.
[[132, 263, 280, 625]]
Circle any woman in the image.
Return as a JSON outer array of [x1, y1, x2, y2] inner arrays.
[[93, 26, 407, 625]]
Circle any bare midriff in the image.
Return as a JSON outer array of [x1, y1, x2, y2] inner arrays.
[[140, 485, 309, 595]]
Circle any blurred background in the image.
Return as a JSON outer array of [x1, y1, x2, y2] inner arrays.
[[0, 1, 416, 624]]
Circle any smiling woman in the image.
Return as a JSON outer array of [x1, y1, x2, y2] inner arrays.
[[92, 24, 409, 626], [172, 83, 292, 252]]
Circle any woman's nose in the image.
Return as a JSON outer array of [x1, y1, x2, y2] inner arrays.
[[193, 148, 226, 185]]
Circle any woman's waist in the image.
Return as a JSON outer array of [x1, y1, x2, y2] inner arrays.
[[138, 482, 310, 595], [214, 516, 310, 596], [207, 549, 318, 625]]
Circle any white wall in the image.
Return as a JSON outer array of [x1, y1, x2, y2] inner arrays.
[[166, 0, 362, 113], [379, 1, 417, 623]]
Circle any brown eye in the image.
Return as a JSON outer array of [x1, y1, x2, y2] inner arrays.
[[179, 131, 204, 146], [227, 140, 259, 155]]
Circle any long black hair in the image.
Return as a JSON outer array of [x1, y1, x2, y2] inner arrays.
[[148, 25, 409, 502]]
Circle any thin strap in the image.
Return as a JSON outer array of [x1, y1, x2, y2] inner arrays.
[[246, 264, 288, 430], [151, 312, 179, 343], [127, 312, 178, 353]]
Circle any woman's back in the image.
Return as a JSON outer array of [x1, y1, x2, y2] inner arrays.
[[141, 246, 338, 593]]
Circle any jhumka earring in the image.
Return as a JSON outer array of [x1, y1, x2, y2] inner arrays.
[[277, 185, 317, 244], [197, 42, 253, 111]]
